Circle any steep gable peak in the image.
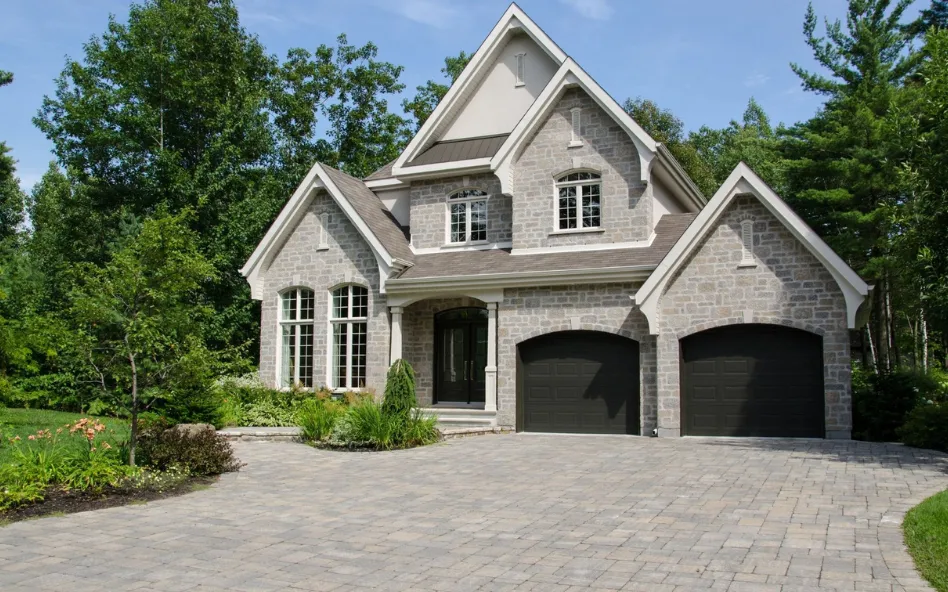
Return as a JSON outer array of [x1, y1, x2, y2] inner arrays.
[[392, 3, 567, 175]]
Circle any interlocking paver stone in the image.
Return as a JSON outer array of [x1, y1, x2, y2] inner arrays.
[[0, 435, 946, 591]]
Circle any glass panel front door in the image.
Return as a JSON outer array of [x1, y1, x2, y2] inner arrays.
[[435, 309, 488, 404]]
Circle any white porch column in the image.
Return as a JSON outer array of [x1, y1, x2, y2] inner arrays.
[[389, 306, 403, 365], [485, 302, 498, 412]]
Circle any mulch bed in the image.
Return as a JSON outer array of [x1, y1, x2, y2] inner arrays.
[[0, 475, 218, 525]]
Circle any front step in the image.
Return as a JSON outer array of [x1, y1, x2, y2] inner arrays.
[[422, 407, 497, 429]]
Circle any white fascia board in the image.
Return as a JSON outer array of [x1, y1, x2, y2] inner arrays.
[[491, 58, 658, 192], [634, 162, 870, 333], [510, 235, 654, 256], [654, 144, 706, 210], [411, 241, 513, 255], [391, 158, 492, 179], [364, 178, 407, 190], [392, 3, 567, 171], [387, 264, 654, 293]]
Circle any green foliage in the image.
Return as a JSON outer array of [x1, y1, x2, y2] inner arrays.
[[852, 368, 944, 441], [297, 398, 346, 442], [903, 489, 948, 592], [70, 210, 218, 465], [329, 398, 399, 450], [898, 403, 948, 453], [135, 420, 242, 476], [399, 408, 441, 448], [381, 359, 416, 419]]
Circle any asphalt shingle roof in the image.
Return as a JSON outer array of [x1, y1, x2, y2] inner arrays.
[[320, 165, 414, 263], [395, 213, 696, 281]]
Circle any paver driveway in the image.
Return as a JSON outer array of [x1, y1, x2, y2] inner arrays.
[[1, 435, 947, 592]]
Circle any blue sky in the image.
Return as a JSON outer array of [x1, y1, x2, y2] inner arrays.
[[0, 0, 904, 192]]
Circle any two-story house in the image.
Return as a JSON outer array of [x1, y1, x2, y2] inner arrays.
[[241, 3, 869, 439]]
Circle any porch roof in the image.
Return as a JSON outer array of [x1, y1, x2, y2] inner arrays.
[[393, 213, 696, 282]]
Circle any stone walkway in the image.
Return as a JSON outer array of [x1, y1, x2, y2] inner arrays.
[[1, 435, 947, 591]]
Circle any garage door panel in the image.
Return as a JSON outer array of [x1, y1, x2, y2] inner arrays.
[[682, 325, 823, 438], [520, 332, 639, 435]]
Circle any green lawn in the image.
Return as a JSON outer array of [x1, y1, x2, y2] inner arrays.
[[904, 490, 948, 592], [0, 408, 129, 462]]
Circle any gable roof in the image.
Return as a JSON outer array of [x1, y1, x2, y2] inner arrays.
[[388, 214, 694, 290], [634, 162, 870, 333], [364, 159, 395, 181], [241, 163, 412, 299], [391, 3, 567, 175]]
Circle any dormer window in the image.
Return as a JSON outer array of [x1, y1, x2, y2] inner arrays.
[[556, 172, 601, 230], [447, 189, 489, 244]]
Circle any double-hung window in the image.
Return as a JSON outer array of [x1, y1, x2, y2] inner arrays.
[[280, 288, 315, 388], [447, 189, 488, 244], [331, 285, 368, 389], [556, 172, 601, 230]]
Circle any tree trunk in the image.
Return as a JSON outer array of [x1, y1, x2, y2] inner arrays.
[[127, 339, 138, 467], [885, 273, 901, 368], [921, 305, 929, 372], [866, 325, 877, 371], [877, 281, 890, 371]]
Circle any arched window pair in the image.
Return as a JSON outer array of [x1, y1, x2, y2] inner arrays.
[[556, 171, 601, 230], [279, 285, 368, 390]]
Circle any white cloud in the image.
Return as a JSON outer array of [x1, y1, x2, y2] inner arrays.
[[380, 0, 464, 29], [558, 0, 614, 20], [744, 73, 771, 88]]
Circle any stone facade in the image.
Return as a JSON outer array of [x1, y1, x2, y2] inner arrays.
[[259, 191, 389, 394], [655, 195, 852, 438], [496, 284, 656, 431], [511, 88, 648, 250], [408, 173, 511, 250], [403, 297, 486, 406]]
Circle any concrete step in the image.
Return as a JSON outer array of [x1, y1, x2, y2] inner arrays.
[[422, 407, 497, 429]]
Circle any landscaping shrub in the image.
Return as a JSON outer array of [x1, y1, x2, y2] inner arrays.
[[381, 359, 416, 419], [323, 360, 441, 450], [898, 403, 948, 453], [852, 368, 943, 442], [212, 373, 347, 428], [298, 398, 346, 442], [136, 421, 243, 476]]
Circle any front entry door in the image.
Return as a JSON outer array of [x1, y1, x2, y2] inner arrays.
[[435, 308, 488, 404]]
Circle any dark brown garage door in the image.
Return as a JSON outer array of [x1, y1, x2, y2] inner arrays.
[[681, 324, 824, 437], [519, 331, 640, 434]]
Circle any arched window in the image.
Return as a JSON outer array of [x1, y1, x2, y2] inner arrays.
[[447, 189, 489, 244], [331, 285, 369, 389], [280, 288, 315, 388], [555, 171, 601, 230]]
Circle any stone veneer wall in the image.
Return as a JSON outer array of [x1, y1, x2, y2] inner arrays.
[[408, 173, 510, 250], [259, 191, 390, 394], [511, 88, 648, 250], [656, 195, 852, 438], [496, 283, 656, 431], [402, 297, 486, 406]]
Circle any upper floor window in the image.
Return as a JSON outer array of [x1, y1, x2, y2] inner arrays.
[[331, 285, 369, 390], [515, 53, 526, 87], [280, 288, 315, 388], [447, 189, 488, 244], [556, 172, 601, 230]]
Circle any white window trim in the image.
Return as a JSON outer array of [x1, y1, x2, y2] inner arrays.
[[569, 107, 583, 148], [739, 219, 757, 268], [514, 52, 526, 87], [554, 173, 602, 233], [445, 191, 490, 246], [327, 285, 370, 391], [276, 288, 316, 390]]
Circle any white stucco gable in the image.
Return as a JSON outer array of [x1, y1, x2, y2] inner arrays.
[[634, 162, 870, 334], [391, 3, 567, 176]]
